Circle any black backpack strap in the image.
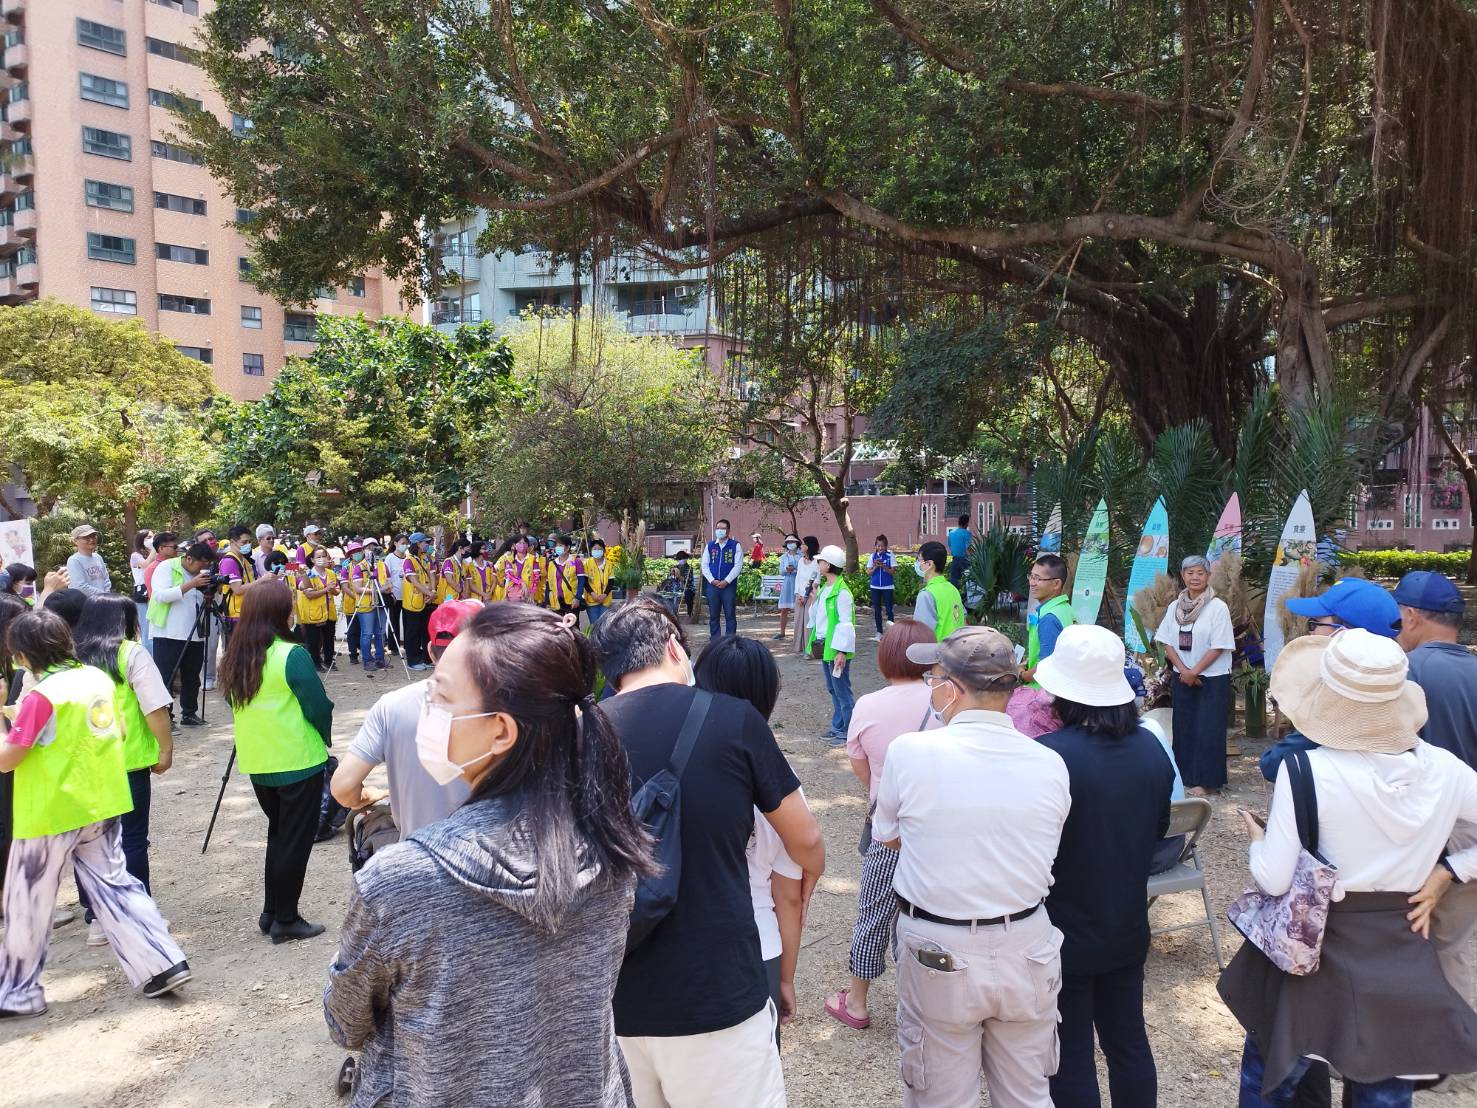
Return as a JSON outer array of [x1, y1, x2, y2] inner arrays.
[[668, 689, 713, 781], [1287, 749, 1321, 857]]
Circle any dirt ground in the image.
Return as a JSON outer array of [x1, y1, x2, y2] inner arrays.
[[0, 606, 1468, 1107]]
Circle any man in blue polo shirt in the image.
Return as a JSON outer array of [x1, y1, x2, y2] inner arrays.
[[946, 515, 972, 591], [701, 518, 743, 638]]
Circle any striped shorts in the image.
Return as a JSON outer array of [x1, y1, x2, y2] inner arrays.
[[849, 839, 901, 980]]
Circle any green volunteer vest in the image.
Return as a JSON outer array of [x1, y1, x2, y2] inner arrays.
[[116, 640, 159, 772], [1028, 593, 1077, 675], [923, 575, 965, 641], [146, 557, 185, 628], [231, 639, 327, 776], [821, 577, 849, 663], [13, 664, 132, 839]]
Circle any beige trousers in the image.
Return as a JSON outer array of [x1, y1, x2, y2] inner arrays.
[[895, 908, 1061, 1108], [619, 1001, 786, 1108], [1434, 878, 1477, 1008]]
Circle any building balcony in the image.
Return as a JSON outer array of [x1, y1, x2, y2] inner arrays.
[[431, 307, 481, 327], [0, 224, 23, 250], [0, 173, 20, 198], [0, 0, 22, 19], [15, 255, 33, 286], [13, 204, 32, 232], [9, 153, 30, 179], [4, 42, 24, 73], [5, 99, 28, 126], [437, 252, 480, 281]]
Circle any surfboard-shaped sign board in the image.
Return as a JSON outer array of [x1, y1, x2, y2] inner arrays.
[[1071, 499, 1110, 627], [1207, 493, 1242, 565], [1262, 490, 1317, 671], [1123, 498, 1169, 654]]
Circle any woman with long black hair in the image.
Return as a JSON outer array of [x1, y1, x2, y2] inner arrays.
[[325, 602, 656, 1106], [72, 593, 174, 946], [219, 580, 333, 944]]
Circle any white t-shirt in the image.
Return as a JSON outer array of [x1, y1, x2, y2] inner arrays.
[[1154, 595, 1235, 677], [124, 640, 172, 714], [348, 679, 471, 835], [746, 804, 803, 961], [874, 709, 1070, 919], [793, 558, 821, 602], [383, 553, 405, 601], [129, 551, 148, 590]]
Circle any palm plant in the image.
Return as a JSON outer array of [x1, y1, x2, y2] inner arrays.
[[1031, 428, 1099, 552], [1089, 425, 1153, 578], [964, 522, 1032, 640], [1148, 419, 1227, 568]]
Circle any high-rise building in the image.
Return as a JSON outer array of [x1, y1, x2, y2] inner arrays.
[[0, 0, 409, 400]]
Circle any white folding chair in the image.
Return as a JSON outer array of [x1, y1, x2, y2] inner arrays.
[[1148, 797, 1226, 970]]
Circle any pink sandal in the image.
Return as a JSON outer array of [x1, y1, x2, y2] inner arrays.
[[825, 989, 871, 1030]]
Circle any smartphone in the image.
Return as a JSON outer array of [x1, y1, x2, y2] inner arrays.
[[915, 945, 957, 972]]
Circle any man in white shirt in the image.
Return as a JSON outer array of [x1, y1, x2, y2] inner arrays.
[[148, 541, 213, 726], [251, 524, 279, 577], [65, 524, 112, 595], [874, 626, 1071, 1108]]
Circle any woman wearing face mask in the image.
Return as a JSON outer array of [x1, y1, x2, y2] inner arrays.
[[584, 541, 614, 624], [811, 546, 857, 745], [437, 540, 471, 606], [775, 535, 802, 642], [496, 539, 541, 604], [3, 564, 37, 606], [400, 534, 437, 672], [544, 536, 585, 623], [295, 549, 341, 672], [324, 603, 657, 1105], [219, 581, 334, 944], [793, 537, 821, 656]]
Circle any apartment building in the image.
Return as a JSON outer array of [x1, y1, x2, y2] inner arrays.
[[0, 0, 406, 400]]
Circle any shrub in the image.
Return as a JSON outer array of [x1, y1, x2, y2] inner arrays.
[[1339, 549, 1470, 577]]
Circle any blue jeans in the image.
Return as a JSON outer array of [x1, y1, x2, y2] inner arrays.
[[587, 603, 609, 625], [706, 582, 737, 638], [949, 555, 969, 591], [78, 768, 151, 924], [358, 606, 385, 667], [870, 587, 894, 633], [1239, 1035, 1410, 1108], [822, 656, 855, 737]]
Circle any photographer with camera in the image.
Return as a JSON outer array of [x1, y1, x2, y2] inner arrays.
[[147, 541, 216, 727]]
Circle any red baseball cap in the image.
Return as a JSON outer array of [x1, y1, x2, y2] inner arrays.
[[429, 599, 483, 648]]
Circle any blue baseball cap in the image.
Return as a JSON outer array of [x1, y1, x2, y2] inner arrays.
[[408, 531, 429, 544], [1393, 570, 1466, 615], [1285, 577, 1402, 638]]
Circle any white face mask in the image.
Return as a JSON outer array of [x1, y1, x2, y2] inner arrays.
[[914, 559, 927, 579], [415, 698, 500, 786], [592, 549, 605, 561], [671, 635, 696, 686], [714, 528, 727, 540], [929, 678, 957, 722]]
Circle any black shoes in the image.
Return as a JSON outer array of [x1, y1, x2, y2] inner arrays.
[[0, 1005, 45, 1020], [258, 912, 271, 935], [270, 917, 325, 945], [180, 714, 205, 727], [142, 960, 192, 998]]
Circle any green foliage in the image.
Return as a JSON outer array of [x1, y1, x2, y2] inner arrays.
[[28, 508, 125, 581], [1148, 420, 1227, 569], [215, 314, 519, 536], [0, 298, 218, 534], [964, 524, 1032, 622], [1339, 549, 1470, 577], [474, 313, 722, 540]]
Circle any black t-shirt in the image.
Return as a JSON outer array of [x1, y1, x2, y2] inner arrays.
[[603, 682, 800, 1037], [1037, 724, 1175, 977]]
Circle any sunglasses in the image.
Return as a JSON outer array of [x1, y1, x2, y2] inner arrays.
[[1305, 619, 1343, 634]]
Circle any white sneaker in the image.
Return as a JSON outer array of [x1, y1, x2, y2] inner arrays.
[[203, 678, 216, 691], [51, 907, 75, 927], [86, 920, 109, 947]]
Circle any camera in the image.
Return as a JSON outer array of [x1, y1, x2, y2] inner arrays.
[[208, 571, 232, 587]]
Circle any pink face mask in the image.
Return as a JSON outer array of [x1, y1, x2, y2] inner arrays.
[[514, 542, 529, 556]]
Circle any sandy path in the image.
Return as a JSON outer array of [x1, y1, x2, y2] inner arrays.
[[0, 608, 1461, 1107]]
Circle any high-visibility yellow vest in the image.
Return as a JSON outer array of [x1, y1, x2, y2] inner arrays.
[[231, 639, 328, 775], [436, 558, 464, 605], [224, 549, 258, 620], [545, 557, 582, 608], [345, 560, 388, 614], [13, 664, 131, 838], [584, 556, 613, 602], [463, 560, 496, 601], [116, 641, 159, 772], [294, 568, 339, 624], [402, 555, 433, 613]]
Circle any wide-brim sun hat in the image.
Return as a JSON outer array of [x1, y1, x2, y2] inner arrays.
[[816, 544, 847, 570], [1268, 628, 1426, 754], [1034, 624, 1136, 707], [344, 540, 364, 555]]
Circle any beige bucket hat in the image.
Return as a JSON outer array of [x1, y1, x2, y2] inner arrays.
[[1268, 628, 1427, 753]]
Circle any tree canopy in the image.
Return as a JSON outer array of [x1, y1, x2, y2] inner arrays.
[[187, 0, 1477, 454]]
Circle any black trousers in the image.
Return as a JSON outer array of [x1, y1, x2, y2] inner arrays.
[[301, 622, 334, 667], [151, 635, 204, 718], [385, 598, 403, 654], [1051, 962, 1157, 1108], [403, 605, 433, 668], [251, 768, 325, 926]]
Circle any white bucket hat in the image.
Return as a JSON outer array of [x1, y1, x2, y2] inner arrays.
[[816, 545, 846, 571], [1268, 628, 1426, 753], [1034, 624, 1136, 706]]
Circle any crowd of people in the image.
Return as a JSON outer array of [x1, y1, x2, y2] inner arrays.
[[3, 513, 1477, 1108]]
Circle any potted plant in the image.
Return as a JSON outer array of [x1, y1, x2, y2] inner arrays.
[[1233, 664, 1271, 738]]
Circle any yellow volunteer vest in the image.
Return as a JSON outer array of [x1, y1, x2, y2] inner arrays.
[[546, 558, 581, 608], [346, 560, 387, 614], [464, 560, 495, 601], [295, 568, 338, 624], [13, 664, 131, 838], [231, 639, 328, 775], [584, 556, 613, 602], [402, 555, 433, 613], [116, 641, 160, 772], [224, 550, 259, 620], [436, 558, 464, 605]]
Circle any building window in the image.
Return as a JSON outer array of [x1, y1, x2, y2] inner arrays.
[[8, 82, 26, 105], [238, 256, 253, 278], [154, 191, 206, 215], [15, 245, 34, 267], [156, 242, 209, 265], [348, 276, 365, 297], [148, 89, 203, 113], [90, 287, 137, 315], [283, 312, 317, 342], [149, 0, 201, 15], [86, 232, 136, 264], [150, 140, 203, 166], [85, 180, 134, 212], [82, 127, 132, 161], [174, 345, 212, 364], [231, 113, 253, 137], [241, 305, 262, 329], [242, 353, 265, 376], [9, 138, 30, 157], [919, 502, 938, 536], [79, 74, 129, 109], [77, 18, 127, 56], [14, 190, 34, 211], [158, 293, 211, 315], [146, 38, 199, 65], [234, 207, 257, 224]]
